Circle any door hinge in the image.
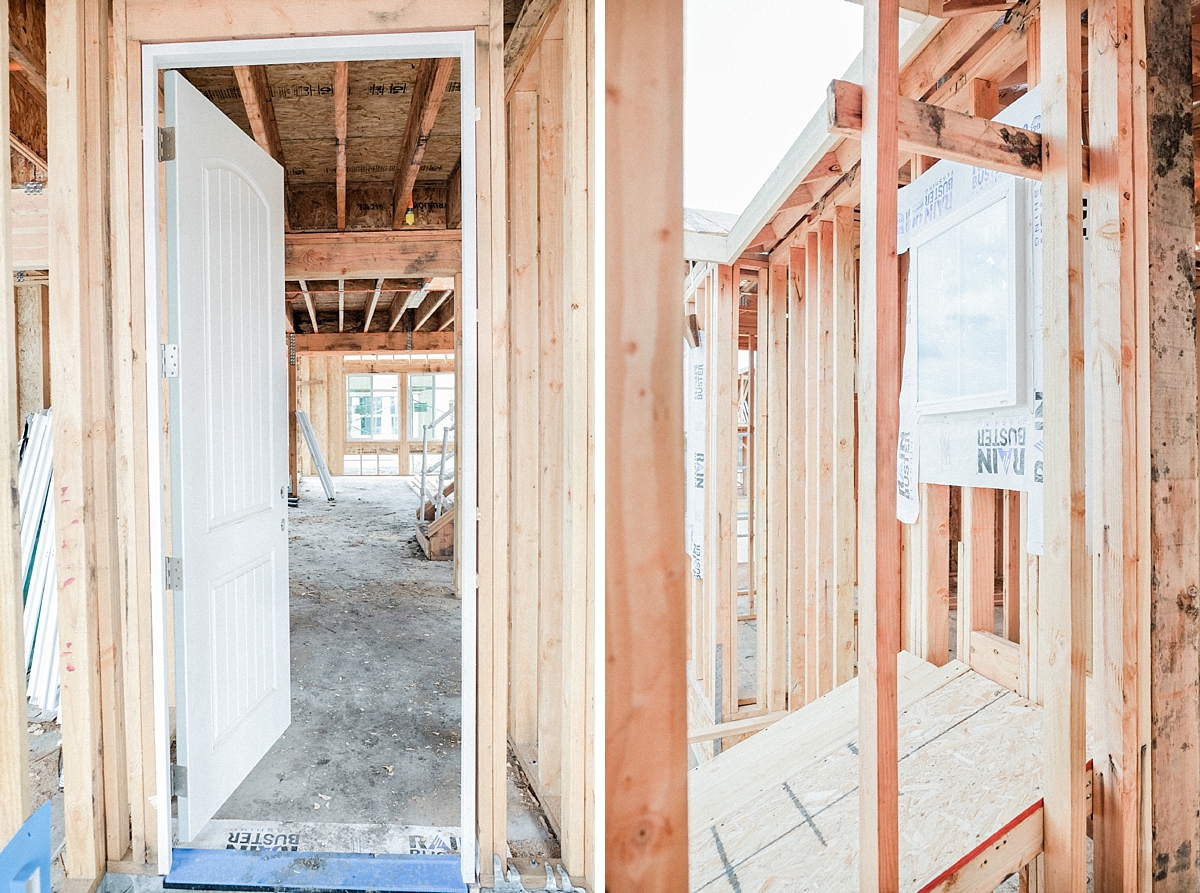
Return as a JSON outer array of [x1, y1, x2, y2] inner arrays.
[[164, 555, 182, 591], [158, 126, 176, 162], [170, 763, 187, 797], [160, 343, 179, 378]]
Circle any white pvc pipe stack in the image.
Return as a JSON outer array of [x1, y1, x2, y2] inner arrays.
[[18, 409, 59, 719]]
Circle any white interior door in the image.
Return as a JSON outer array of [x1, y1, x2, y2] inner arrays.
[[164, 69, 290, 843]]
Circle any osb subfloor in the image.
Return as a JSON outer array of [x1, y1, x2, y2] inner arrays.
[[198, 476, 554, 858], [688, 654, 1053, 892]]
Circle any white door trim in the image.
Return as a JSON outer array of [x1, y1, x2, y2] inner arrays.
[[141, 32, 479, 884]]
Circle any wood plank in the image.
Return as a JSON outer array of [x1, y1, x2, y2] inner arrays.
[[1141, 0, 1200, 883], [1001, 491, 1020, 642], [829, 79, 1069, 182], [284, 230, 462, 280], [123, 0, 490, 42], [386, 280, 431, 333], [753, 269, 769, 708], [232, 65, 290, 231], [12, 188, 49, 270], [557, 0, 589, 871], [294, 331, 454, 354], [803, 232, 820, 702], [708, 265, 737, 724], [1038, 0, 1089, 887], [361, 278, 383, 332], [392, 57, 454, 229], [111, 15, 157, 861], [288, 338, 298, 496], [1087, 0, 1142, 885], [765, 262, 789, 713], [786, 246, 807, 709], [337, 279, 344, 332], [961, 488, 996, 658], [477, 9, 510, 873], [47, 0, 110, 875], [921, 485, 951, 667], [831, 206, 857, 686], [858, 0, 903, 888], [605, 0, 688, 884], [0, 0, 28, 843], [968, 631, 1020, 694], [414, 288, 452, 331], [686, 711, 788, 744], [504, 0, 562, 96], [299, 280, 319, 333], [536, 34, 565, 813], [815, 220, 835, 696], [506, 89, 539, 754], [333, 61, 348, 231]]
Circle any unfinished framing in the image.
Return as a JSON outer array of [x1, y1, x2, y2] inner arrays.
[[608, 0, 1200, 888], [0, 0, 597, 890]]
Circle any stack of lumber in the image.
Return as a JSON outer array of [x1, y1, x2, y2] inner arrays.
[[19, 409, 59, 719]]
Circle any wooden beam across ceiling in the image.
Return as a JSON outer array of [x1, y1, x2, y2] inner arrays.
[[334, 61, 349, 232], [415, 288, 453, 331], [387, 279, 432, 331], [284, 230, 462, 280], [233, 64, 291, 231], [299, 279, 319, 333], [363, 278, 384, 332], [504, 0, 563, 95], [392, 57, 455, 229], [294, 331, 454, 355]]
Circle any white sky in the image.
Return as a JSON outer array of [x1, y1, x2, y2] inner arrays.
[[684, 0, 865, 216]]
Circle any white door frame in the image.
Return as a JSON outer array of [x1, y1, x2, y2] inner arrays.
[[141, 32, 479, 884]]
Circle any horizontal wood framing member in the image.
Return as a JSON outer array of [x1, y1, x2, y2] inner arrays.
[[294, 331, 455, 354], [284, 230, 462, 280]]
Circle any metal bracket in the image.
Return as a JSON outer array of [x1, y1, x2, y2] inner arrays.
[[489, 857, 575, 893], [158, 126, 177, 162], [164, 555, 182, 591], [170, 763, 187, 797], [492, 855, 525, 893], [160, 343, 180, 378]]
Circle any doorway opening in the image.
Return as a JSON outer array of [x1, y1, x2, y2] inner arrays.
[[141, 33, 488, 887]]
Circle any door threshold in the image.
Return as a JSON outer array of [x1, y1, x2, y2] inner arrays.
[[163, 848, 466, 893]]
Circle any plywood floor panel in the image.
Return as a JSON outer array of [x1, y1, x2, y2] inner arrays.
[[688, 655, 1064, 893]]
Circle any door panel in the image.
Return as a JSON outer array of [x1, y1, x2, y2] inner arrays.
[[164, 70, 290, 842]]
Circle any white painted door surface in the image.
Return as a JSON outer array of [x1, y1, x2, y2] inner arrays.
[[164, 70, 290, 842]]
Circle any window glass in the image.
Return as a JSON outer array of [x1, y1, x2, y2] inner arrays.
[[346, 373, 400, 441], [411, 372, 455, 440], [915, 194, 1013, 410]]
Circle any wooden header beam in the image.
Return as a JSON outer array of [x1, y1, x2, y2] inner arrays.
[[392, 57, 454, 229], [294, 331, 454, 355], [284, 230, 462, 279]]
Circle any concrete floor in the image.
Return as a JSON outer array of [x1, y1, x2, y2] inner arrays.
[[204, 475, 556, 858]]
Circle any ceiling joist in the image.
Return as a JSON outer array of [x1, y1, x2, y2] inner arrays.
[[414, 289, 453, 331], [388, 279, 432, 332], [334, 61, 349, 232], [392, 57, 455, 229], [299, 280, 319, 333], [233, 64, 292, 231], [363, 278, 384, 332]]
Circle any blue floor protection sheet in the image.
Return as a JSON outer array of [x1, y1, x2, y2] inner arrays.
[[163, 847, 467, 893]]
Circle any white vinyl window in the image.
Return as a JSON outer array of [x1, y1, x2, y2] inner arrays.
[[411, 373, 455, 439], [912, 182, 1024, 415], [346, 373, 400, 440]]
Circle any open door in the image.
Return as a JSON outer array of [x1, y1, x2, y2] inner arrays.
[[163, 70, 290, 843]]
